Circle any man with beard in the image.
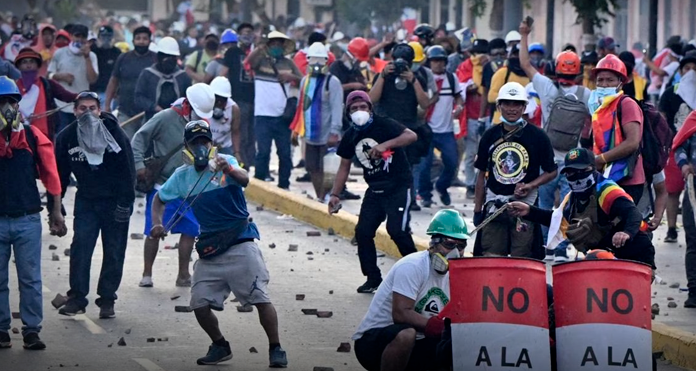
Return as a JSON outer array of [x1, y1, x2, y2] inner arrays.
[[135, 36, 191, 121], [54, 92, 135, 318], [105, 26, 157, 139]]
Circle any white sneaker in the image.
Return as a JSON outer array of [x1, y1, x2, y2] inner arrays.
[[139, 276, 153, 287]]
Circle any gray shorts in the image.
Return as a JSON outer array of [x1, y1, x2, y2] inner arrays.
[[190, 241, 271, 310]]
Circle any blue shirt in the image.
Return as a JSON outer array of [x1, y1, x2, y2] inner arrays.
[[158, 154, 259, 239]]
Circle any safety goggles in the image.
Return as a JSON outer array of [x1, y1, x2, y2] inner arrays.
[[185, 120, 211, 131], [75, 91, 100, 103], [433, 237, 467, 251]]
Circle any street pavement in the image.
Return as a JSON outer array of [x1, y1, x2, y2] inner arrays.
[[0, 159, 691, 370]]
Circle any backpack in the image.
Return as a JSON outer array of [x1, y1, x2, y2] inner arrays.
[[145, 66, 186, 109], [617, 96, 674, 179], [544, 86, 591, 151]]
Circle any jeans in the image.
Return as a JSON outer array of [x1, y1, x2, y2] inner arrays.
[[254, 116, 292, 189], [683, 186, 696, 293], [355, 187, 417, 282], [463, 119, 480, 188], [419, 132, 458, 200], [57, 111, 76, 135], [0, 213, 43, 336], [68, 197, 130, 309], [539, 161, 570, 246]]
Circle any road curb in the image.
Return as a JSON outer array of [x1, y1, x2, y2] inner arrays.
[[246, 178, 696, 370], [653, 322, 696, 370], [245, 179, 430, 255]]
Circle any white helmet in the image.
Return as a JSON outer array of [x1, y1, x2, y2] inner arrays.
[[306, 42, 328, 59], [210, 76, 231, 98], [157, 36, 180, 56], [186, 83, 215, 119], [496, 82, 528, 103], [505, 31, 521, 44]]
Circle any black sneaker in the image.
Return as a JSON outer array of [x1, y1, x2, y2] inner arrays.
[[350, 236, 358, 246], [269, 345, 288, 368], [294, 159, 305, 169], [23, 332, 46, 350], [410, 202, 421, 211], [295, 173, 311, 182], [466, 186, 475, 199], [58, 300, 85, 316], [339, 189, 361, 200], [357, 279, 382, 294], [439, 191, 451, 206], [0, 331, 11, 349], [422, 199, 433, 208], [664, 228, 678, 243], [196, 341, 233, 365], [685, 295, 696, 308], [99, 302, 115, 319]]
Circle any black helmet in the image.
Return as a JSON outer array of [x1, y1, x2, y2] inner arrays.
[[184, 120, 212, 143], [392, 43, 415, 64], [427, 45, 448, 60], [414, 23, 435, 40]]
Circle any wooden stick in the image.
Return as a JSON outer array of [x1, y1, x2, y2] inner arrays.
[[119, 112, 145, 128]]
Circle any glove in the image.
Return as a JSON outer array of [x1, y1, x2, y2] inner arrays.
[[473, 211, 484, 227], [425, 316, 445, 338], [114, 205, 132, 223]]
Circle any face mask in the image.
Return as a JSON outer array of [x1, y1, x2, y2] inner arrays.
[[500, 116, 525, 126], [20, 70, 38, 88], [268, 46, 284, 58], [205, 40, 219, 51], [491, 56, 504, 66], [100, 36, 113, 48], [68, 41, 82, 54], [157, 56, 177, 75], [567, 170, 596, 193], [239, 34, 254, 45], [411, 62, 421, 72], [587, 86, 620, 114], [0, 102, 19, 131], [212, 107, 224, 120], [530, 56, 542, 68], [680, 69, 696, 85], [134, 45, 149, 54], [350, 110, 371, 126]]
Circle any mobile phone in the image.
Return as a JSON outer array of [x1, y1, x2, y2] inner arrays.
[[525, 16, 534, 28]]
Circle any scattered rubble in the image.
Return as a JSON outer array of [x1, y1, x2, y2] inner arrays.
[[651, 304, 660, 315], [316, 311, 333, 318], [48, 244, 57, 250], [64, 248, 71, 256], [327, 228, 335, 236], [52, 253, 59, 261], [11, 327, 19, 334], [307, 231, 321, 237], [301, 309, 318, 315], [249, 347, 258, 353], [668, 302, 678, 308], [124, 328, 131, 335], [336, 342, 351, 352], [669, 282, 680, 289], [117, 337, 126, 346], [170, 295, 181, 300], [295, 294, 305, 301], [130, 233, 144, 240], [269, 243, 276, 249], [256, 205, 264, 211], [174, 306, 192, 313], [288, 244, 298, 252], [146, 338, 155, 343], [236, 304, 254, 313]]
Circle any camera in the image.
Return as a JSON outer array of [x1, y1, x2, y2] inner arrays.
[[393, 58, 409, 75]]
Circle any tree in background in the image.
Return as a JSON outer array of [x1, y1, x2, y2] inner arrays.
[[566, 0, 618, 36]]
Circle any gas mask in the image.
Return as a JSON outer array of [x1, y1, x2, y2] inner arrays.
[[430, 249, 461, 275], [0, 101, 19, 131], [183, 144, 217, 171], [212, 107, 225, 120]]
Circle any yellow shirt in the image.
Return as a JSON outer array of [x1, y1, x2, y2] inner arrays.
[[487, 67, 531, 124]]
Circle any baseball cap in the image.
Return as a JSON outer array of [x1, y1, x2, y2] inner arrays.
[[345, 91, 372, 110], [597, 37, 618, 50], [471, 39, 489, 54], [680, 50, 696, 70], [184, 120, 213, 143], [99, 25, 114, 37], [561, 148, 595, 173]]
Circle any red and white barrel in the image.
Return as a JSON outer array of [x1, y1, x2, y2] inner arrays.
[[553, 260, 652, 371], [441, 257, 551, 371]]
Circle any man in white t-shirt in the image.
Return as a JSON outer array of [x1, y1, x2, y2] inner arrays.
[[519, 22, 591, 261], [208, 76, 241, 156], [353, 210, 470, 371], [418, 46, 465, 208], [47, 24, 99, 133]]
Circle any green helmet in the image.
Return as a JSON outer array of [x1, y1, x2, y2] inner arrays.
[[426, 209, 470, 240]]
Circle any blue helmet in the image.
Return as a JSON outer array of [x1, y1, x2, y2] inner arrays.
[[528, 43, 545, 54], [221, 29, 238, 44], [0, 76, 21, 102]]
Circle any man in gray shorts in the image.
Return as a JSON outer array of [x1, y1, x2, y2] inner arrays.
[[150, 120, 287, 367]]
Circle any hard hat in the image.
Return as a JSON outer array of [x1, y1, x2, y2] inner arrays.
[[427, 45, 448, 60], [307, 42, 328, 59], [114, 41, 130, 53], [347, 37, 369, 62], [157, 36, 180, 56], [505, 30, 521, 44], [555, 50, 581, 75], [0, 76, 21, 102], [392, 43, 415, 63], [528, 42, 545, 54], [496, 82, 528, 103], [592, 54, 628, 82], [414, 23, 435, 39], [221, 29, 238, 44], [408, 41, 426, 63], [210, 76, 231, 98], [185, 83, 215, 119], [426, 209, 470, 240]]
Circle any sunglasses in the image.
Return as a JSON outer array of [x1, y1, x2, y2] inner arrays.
[[76, 91, 100, 102]]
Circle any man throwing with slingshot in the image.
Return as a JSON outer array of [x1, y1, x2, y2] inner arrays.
[[149, 120, 288, 367]]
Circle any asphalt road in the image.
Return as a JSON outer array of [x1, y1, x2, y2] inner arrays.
[[0, 186, 689, 371]]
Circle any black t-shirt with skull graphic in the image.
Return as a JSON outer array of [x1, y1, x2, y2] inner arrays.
[[474, 122, 557, 196], [337, 115, 412, 190]]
